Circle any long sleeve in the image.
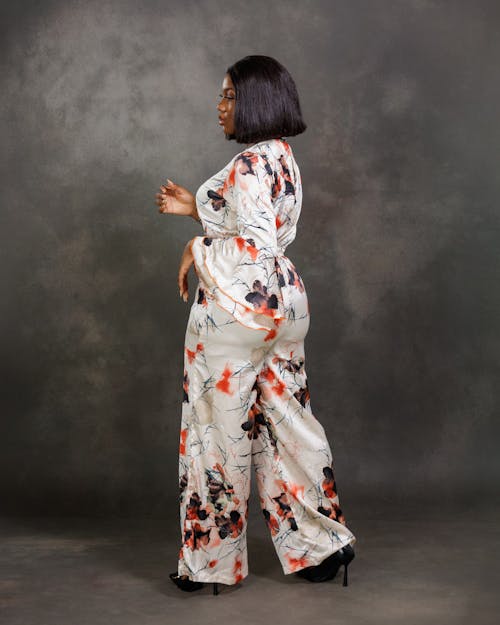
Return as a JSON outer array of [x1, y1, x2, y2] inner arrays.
[[190, 151, 287, 337]]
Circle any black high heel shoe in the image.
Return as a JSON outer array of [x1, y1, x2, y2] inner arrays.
[[296, 544, 355, 585], [169, 572, 220, 595]]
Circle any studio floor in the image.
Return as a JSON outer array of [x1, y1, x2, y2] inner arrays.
[[1, 497, 498, 625]]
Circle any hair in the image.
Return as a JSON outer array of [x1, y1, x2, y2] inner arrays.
[[225, 55, 307, 143]]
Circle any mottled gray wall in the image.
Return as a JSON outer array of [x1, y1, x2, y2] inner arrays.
[[1, 0, 499, 516]]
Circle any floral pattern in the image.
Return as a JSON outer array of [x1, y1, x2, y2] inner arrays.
[[177, 138, 356, 585]]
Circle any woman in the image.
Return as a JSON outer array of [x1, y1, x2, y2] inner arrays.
[[156, 55, 356, 595]]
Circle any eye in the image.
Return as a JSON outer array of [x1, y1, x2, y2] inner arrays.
[[218, 93, 236, 101]]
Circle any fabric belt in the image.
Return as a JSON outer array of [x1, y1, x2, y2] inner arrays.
[[259, 245, 286, 256], [273, 253, 292, 313]]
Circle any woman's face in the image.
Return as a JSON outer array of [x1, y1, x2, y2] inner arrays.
[[217, 73, 236, 136]]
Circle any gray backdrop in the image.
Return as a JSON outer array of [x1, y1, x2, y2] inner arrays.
[[1, 0, 499, 517]]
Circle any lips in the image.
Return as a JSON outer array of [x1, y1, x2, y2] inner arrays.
[[218, 116, 225, 125]]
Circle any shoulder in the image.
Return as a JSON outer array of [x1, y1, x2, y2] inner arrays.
[[239, 139, 296, 172], [225, 139, 296, 191], [234, 151, 272, 174], [231, 139, 288, 174], [227, 150, 273, 190]]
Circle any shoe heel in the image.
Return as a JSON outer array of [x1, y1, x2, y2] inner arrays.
[[343, 563, 349, 586], [213, 582, 219, 595]]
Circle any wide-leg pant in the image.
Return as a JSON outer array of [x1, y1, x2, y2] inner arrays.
[[176, 276, 356, 585]]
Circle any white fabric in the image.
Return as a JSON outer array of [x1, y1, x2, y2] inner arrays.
[[176, 139, 357, 585]]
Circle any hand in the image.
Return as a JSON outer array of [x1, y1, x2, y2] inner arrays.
[[178, 239, 195, 303], [156, 179, 196, 217]]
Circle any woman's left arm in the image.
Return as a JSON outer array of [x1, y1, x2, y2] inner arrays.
[[178, 239, 195, 302]]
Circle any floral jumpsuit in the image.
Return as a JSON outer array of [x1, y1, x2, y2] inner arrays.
[[177, 137, 356, 585]]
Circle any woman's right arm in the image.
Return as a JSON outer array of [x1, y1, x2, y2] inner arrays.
[[156, 178, 201, 223]]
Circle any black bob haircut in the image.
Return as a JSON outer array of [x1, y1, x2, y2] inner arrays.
[[225, 55, 307, 144]]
